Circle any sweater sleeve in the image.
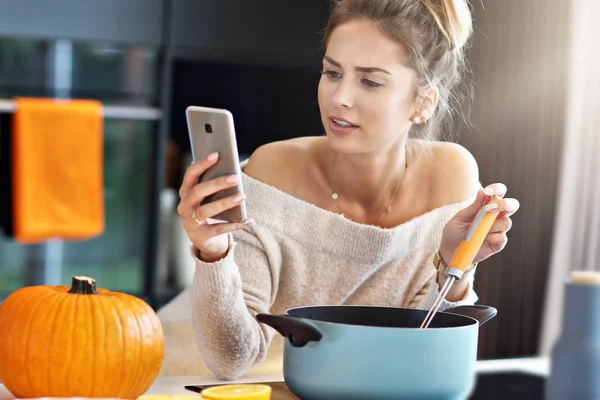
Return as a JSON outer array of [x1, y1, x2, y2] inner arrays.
[[190, 225, 281, 380]]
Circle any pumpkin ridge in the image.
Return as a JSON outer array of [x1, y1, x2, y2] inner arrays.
[[22, 289, 60, 397], [5, 289, 36, 391], [130, 301, 146, 396], [65, 290, 85, 396], [107, 294, 127, 397], [100, 296, 109, 394], [0, 290, 20, 391], [87, 295, 96, 397], [45, 292, 71, 396], [122, 295, 143, 398], [0, 290, 17, 391]]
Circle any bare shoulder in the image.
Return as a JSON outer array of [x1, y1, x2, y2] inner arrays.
[[243, 137, 321, 191], [420, 140, 482, 206]]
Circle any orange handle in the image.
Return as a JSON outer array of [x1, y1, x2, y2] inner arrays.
[[449, 195, 501, 272]]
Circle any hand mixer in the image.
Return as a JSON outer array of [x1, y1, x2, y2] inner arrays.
[[419, 194, 501, 329]]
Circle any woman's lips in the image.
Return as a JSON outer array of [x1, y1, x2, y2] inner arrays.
[[328, 117, 358, 135]]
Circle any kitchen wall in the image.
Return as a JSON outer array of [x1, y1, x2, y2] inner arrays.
[[163, 0, 331, 160], [460, 0, 571, 358]]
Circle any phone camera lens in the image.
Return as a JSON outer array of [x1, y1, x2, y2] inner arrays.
[[204, 124, 213, 134]]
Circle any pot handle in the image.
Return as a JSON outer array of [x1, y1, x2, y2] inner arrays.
[[443, 305, 497, 327], [256, 313, 323, 348]]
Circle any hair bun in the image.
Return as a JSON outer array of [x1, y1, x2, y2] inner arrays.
[[422, 0, 473, 50]]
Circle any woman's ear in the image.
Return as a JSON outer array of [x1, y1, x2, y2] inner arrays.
[[411, 86, 440, 123], [425, 86, 440, 115]]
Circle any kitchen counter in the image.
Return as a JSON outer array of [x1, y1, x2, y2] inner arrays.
[[0, 357, 549, 400]]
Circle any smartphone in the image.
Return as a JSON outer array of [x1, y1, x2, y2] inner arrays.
[[186, 106, 247, 223]]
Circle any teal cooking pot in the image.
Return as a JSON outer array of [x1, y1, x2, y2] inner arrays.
[[257, 305, 496, 400]]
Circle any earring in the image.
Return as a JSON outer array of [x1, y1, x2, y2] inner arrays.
[[413, 117, 421, 124]]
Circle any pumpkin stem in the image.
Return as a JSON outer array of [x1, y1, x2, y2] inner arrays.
[[68, 276, 98, 294]]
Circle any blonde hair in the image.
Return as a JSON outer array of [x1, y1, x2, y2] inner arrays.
[[422, 0, 473, 51], [322, 0, 475, 142]]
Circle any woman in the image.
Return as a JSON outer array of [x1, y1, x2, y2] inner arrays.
[[169, 0, 520, 380]]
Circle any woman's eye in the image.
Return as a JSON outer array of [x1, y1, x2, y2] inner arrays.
[[322, 70, 342, 79], [362, 78, 384, 88]]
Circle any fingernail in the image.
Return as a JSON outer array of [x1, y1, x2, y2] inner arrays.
[[232, 193, 245, 203], [484, 187, 494, 195], [486, 203, 498, 211], [243, 218, 254, 225], [190, 160, 194, 165], [207, 152, 219, 161], [226, 174, 239, 183]]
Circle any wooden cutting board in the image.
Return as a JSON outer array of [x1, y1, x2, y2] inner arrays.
[[267, 382, 301, 400]]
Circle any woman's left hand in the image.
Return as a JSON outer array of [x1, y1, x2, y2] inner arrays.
[[439, 183, 520, 266]]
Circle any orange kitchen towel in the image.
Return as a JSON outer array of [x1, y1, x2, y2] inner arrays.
[[12, 97, 105, 243]]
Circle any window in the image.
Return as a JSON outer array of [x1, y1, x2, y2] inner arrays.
[[0, 38, 160, 298]]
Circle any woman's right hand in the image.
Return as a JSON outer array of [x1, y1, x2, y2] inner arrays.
[[177, 152, 253, 262]]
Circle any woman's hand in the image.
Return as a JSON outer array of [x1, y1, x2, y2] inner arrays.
[[177, 152, 253, 262], [437, 183, 520, 300], [440, 183, 520, 265], [440, 183, 520, 264]]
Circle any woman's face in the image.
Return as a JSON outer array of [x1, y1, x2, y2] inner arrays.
[[318, 19, 420, 154]]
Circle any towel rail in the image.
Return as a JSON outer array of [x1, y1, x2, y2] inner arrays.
[[0, 99, 162, 121]]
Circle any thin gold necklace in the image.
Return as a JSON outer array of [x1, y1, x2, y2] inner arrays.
[[329, 151, 407, 226]]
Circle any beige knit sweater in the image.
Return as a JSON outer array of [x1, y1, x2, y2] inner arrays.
[[157, 166, 479, 380]]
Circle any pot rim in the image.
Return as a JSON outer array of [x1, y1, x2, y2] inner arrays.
[[285, 304, 479, 331]]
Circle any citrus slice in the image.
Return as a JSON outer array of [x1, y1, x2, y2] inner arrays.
[[200, 384, 272, 400]]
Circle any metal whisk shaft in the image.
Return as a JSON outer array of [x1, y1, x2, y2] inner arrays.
[[419, 276, 456, 329]]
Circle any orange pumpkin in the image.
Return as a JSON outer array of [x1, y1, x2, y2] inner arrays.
[[0, 276, 165, 399]]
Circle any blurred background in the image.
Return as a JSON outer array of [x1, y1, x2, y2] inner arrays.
[[0, 0, 597, 362]]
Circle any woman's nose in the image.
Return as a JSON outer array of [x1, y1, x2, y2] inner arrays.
[[332, 80, 354, 108]]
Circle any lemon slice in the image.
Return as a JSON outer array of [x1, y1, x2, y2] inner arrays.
[[200, 384, 272, 400]]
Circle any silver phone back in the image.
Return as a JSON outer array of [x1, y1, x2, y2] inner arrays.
[[186, 106, 247, 223]]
